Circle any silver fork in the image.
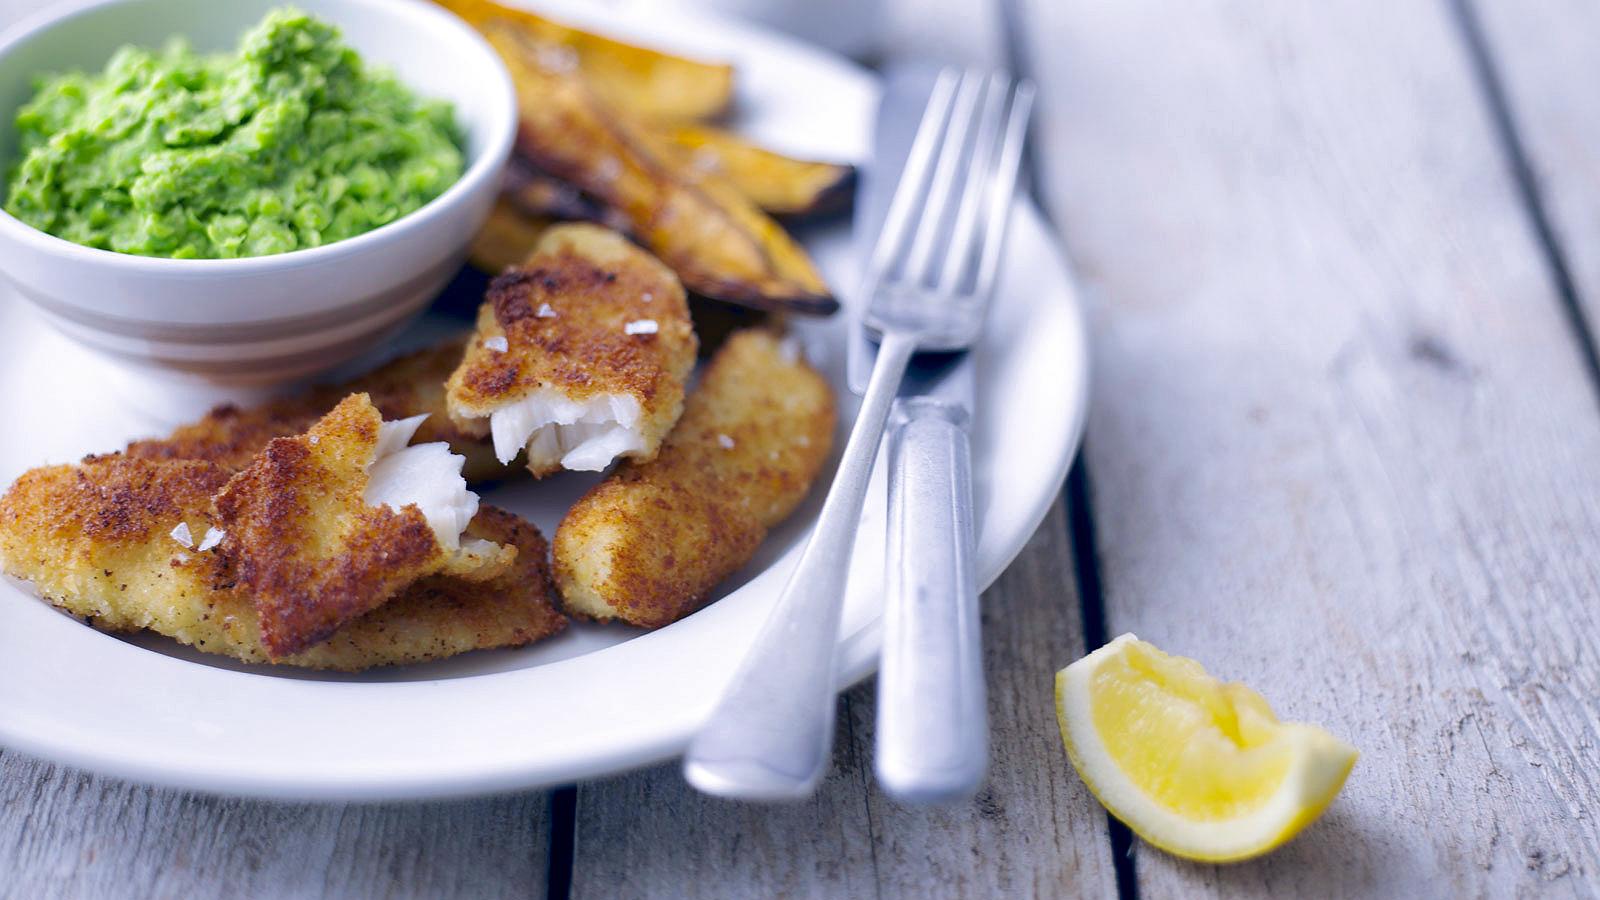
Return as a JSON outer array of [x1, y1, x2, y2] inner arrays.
[[684, 68, 1035, 801]]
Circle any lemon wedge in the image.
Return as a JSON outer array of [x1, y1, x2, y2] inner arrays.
[[1055, 634, 1357, 862]]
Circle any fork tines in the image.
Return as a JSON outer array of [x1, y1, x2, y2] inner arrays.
[[864, 67, 1036, 350]]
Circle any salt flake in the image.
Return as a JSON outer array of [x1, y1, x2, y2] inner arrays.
[[717, 434, 736, 449], [778, 335, 805, 364], [535, 44, 579, 73], [197, 527, 225, 552], [169, 522, 194, 549], [536, 303, 558, 318], [691, 148, 721, 174], [484, 335, 509, 353], [624, 319, 659, 335]]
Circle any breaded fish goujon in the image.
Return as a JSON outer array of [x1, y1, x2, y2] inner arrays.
[[553, 329, 835, 628], [447, 224, 697, 477]]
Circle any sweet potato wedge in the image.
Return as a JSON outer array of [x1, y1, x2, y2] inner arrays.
[[436, 0, 733, 121], [501, 159, 622, 230], [651, 124, 856, 217], [486, 23, 838, 316]]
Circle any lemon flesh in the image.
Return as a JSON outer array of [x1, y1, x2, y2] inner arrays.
[[1055, 634, 1357, 862]]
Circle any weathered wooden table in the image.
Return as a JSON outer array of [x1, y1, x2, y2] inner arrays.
[[5, 0, 1600, 896]]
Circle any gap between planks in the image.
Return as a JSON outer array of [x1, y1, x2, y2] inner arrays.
[[1447, 0, 1600, 406], [995, 0, 1140, 891]]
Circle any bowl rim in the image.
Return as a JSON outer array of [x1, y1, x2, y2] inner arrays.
[[0, 0, 517, 272]]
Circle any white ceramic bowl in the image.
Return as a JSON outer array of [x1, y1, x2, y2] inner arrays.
[[0, 0, 515, 385]]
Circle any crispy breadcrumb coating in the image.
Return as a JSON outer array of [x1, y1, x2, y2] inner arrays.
[[553, 329, 835, 628], [126, 337, 511, 484], [211, 394, 515, 657], [447, 223, 697, 476], [0, 456, 563, 670]]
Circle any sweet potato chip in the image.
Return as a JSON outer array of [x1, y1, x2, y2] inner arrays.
[[487, 23, 837, 315], [650, 124, 855, 217], [437, 0, 734, 121]]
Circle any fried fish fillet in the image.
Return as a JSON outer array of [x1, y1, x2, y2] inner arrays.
[[213, 393, 515, 658], [126, 337, 510, 484], [0, 454, 563, 671], [553, 329, 835, 628], [466, 197, 780, 358], [447, 223, 697, 477]]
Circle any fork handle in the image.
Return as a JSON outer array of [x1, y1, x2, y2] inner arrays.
[[684, 333, 917, 800], [875, 397, 987, 804]]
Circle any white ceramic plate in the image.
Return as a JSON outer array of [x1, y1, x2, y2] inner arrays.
[[0, 0, 1087, 800]]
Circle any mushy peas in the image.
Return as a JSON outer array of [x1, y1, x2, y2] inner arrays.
[[4, 7, 464, 259]]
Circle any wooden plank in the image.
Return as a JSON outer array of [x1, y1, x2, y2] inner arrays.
[[1016, 0, 1600, 895], [570, 502, 1117, 900], [570, 706, 879, 900], [1468, 0, 1600, 364], [0, 753, 549, 899]]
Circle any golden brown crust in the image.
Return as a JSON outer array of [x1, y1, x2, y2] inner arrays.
[[0, 456, 245, 640], [212, 394, 510, 658], [447, 224, 698, 475], [1, 457, 229, 561], [281, 506, 564, 669], [126, 337, 509, 483], [451, 224, 693, 411], [0, 453, 564, 670], [553, 329, 836, 628]]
